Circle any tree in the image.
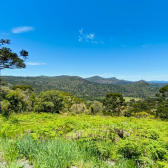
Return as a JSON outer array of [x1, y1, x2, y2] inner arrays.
[[0, 39, 28, 114], [126, 98, 156, 117], [103, 92, 125, 116], [34, 90, 64, 114], [6, 89, 28, 113], [155, 85, 168, 119], [69, 103, 87, 114], [90, 101, 103, 115], [12, 85, 34, 92]]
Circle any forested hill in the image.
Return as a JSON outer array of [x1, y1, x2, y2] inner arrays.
[[2, 76, 159, 99], [86, 76, 133, 85]]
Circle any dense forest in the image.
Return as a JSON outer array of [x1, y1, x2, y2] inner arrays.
[[2, 76, 161, 99], [86, 76, 133, 85], [1, 79, 168, 119]]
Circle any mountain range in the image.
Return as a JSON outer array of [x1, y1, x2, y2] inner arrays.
[[2, 75, 165, 100], [86, 76, 168, 85]]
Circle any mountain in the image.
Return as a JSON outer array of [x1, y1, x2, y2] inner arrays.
[[148, 81, 168, 84], [2, 76, 160, 99], [86, 76, 133, 85], [86, 76, 168, 87]]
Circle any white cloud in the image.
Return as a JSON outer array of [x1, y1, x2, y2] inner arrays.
[[12, 26, 35, 34], [78, 36, 83, 42], [85, 33, 95, 40], [78, 29, 104, 44], [92, 41, 98, 44], [142, 44, 151, 48], [27, 62, 46, 66], [79, 29, 83, 35], [78, 29, 97, 43], [78, 30, 95, 42]]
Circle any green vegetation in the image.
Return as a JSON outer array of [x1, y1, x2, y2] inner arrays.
[[124, 97, 141, 102], [2, 76, 160, 99], [0, 39, 28, 115], [0, 39, 28, 69], [86, 76, 133, 85], [103, 93, 125, 116], [1, 83, 168, 119], [0, 113, 168, 167], [1, 42, 168, 168], [0, 82, 168, 167]]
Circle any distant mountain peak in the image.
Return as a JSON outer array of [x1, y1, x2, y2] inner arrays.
[[86, 76, 133, 85]]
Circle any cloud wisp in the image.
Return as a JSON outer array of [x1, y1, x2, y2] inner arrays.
[[78, 29, 103, 44], [27, 62, 46, 66], [12, 26, 35, 34], [2, 33, 9, 35]]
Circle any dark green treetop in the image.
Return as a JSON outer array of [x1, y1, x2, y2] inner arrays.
[[0, 39, 28, 69], [103, 92, 125, 116]]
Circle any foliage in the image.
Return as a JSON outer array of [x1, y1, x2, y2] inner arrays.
[[0, 113, 167, 167], [1, 100, 10, 118], [0, 39, 28, 69], [69, 103, 87, 114], [12, 85, 34, 92], [2, 76, 159, 99], [126, 98, 157, 117], [103, 92, 125, 116], [132, 112, 155, 119], [86, 76, 133, 85], [34, 90, 65, 113], [5, 89, 27, 113], [156, 85, 168, 119], [90, 101, 103, 115]]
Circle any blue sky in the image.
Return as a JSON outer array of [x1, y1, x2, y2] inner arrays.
[[1, 0, 168, 81]]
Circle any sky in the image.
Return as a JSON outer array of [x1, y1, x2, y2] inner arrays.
[[1, 0, 168, 81]]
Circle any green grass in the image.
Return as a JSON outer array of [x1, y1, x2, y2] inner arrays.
[[0, 113, 168, 167], [124, 97, 141, 102]]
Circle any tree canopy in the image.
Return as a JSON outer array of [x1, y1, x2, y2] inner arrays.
[[0, 39, 28, 114], [0, 39, 28, 69], [103, 92, 125, 116]]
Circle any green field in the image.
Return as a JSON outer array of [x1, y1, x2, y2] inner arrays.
[[0, 113, 168, 168]]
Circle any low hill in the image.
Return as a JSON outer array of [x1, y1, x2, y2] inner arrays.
[[2, 76, 159, 99], [86, 76, 133, 85]]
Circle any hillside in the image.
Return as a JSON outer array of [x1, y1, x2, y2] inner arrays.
[[2, 76, 159, 99], [86, 76, 133, 85]]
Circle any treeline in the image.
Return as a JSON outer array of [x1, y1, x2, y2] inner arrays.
[[1, 82, 168, 120], [2, 76, 159, 99]]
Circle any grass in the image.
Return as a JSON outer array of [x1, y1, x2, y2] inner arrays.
[[124, 97, 141, 102], [0, 113, 168, 167]]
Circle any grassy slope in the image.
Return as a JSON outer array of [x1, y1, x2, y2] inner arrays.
[[0, 113, 168, 167]]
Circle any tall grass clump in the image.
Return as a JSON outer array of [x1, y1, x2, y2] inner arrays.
[[14, 136, 80, 168], [5, 136, 113, 168]]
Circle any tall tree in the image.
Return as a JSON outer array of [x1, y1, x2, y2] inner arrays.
[[103, 92, 125, 116], [34, 90, 64, 114], [0, 39, 28, 114], [156, 85, 168, 119]]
